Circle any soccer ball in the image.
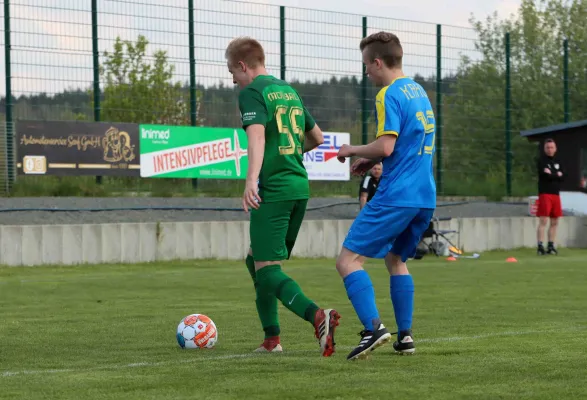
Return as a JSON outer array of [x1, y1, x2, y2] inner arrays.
[[176, 314, 218, 349]]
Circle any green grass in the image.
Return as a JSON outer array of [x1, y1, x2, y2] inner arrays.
[[8, 176, 365, 198], [8, 174, 537, 198], [1, 249, 586, 399]]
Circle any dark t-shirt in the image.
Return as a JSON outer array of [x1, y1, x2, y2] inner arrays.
[[537, 155, 564, 195], [359, 175, 380, 202]]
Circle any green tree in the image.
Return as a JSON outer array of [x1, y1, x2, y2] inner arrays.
[[443, 0, 587, 196], [92, 34, 203, 126]]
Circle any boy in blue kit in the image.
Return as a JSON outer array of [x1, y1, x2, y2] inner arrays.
[[336, 31, 437, 361]]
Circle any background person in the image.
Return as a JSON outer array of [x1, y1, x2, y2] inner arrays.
[[358, 162, 382, 209], [536, 138, 564, 255]]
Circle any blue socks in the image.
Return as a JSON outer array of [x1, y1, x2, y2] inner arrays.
[[344, 270, 414, 333], [343, 270, 380, 331], [390, 274, 415, 332]]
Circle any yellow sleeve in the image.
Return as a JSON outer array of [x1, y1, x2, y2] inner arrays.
[[375, 86, 399, 138]]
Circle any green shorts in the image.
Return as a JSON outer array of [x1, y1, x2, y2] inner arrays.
[[249, 199, 308, 262]]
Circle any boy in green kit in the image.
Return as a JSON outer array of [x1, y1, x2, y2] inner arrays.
[[225, 36, 340, 357]]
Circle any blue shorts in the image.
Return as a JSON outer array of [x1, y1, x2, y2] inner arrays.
[[343, 203, 434, 261]]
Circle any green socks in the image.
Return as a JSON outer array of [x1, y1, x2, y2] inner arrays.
[[246, 258, 320, 336], [246, 255, 280, 338], [256, 264, 319, 325]]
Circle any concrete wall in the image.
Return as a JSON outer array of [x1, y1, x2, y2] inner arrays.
[[1, 216, 586, 267]]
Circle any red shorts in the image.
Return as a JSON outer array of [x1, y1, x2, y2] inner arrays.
[[536, 194, 562, 218]]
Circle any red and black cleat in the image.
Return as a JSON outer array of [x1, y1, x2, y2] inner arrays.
[[314, 308, 341, 357]]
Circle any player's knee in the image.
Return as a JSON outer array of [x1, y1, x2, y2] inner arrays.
[[539, 217, 549, 226], [335, 249, 363, 278], [255, 260, 281, 271], [550, 218, 559, 226], [385, 252, 408, 275], [334, 256, 347, 275]]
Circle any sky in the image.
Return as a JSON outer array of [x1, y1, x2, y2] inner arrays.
[[251, 0, 521, 27], [0, 0, 522, 98]]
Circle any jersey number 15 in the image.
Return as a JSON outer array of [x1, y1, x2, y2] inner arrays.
[[275, 105, 304, 156], [416, 110, 435, 156]]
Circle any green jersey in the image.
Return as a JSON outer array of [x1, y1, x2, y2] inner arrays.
[[238, 75, 316, 202]]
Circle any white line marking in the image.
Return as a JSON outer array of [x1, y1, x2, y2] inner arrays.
[[416, 326, 587, 344], [2, 326, 585, 378], [1, 353, 261, 378]]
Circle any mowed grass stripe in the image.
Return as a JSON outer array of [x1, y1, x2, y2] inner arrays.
[[2, 325, 587, 378]]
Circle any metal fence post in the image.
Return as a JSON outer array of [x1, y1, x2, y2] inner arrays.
[[4, 0, 14, 190], [189, 0, 198, 190], [189, 0, 197, 127], [91, 0, 102, 185], [280, 6, 286, 81], [361, 16, 368, 145], [435, 24, 443, 193], [505, 32, 512, 197], [563, 38, 570, 123]]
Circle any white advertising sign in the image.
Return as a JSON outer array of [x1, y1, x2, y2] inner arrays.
[[303, 132, 350, 181]]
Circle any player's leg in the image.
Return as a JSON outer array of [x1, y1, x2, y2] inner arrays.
[[249, 202, 293, 353], [387, 208, 434, 355], [245, 248, 282, 353], [285, 199, 340, 357], [547, 218, 559, 254], [547, 195, 562, 254], [336, 246, 391, 360], [385, 253, 415, 354], [252, 200, 339, 356], [338, 203, 419, 360], [536, 195, 551, 255]]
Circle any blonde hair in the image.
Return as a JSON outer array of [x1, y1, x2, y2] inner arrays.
[[225, 37, 265, 68]]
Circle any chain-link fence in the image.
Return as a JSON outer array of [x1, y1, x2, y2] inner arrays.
[[1, 0, 584, 197]]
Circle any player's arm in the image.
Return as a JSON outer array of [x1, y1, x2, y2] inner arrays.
[[557, 160, 564, 180], [350, 158, 381, 176], [238, 88, 268, 211], [302, 106, 324, 153], [304, 125, 324, 153], [245, 124, 265, 185], [359, 176, 370, 209], [347, 135, 397, 159], [538, 158, 554, 180], [359, 193, 368, 209], [338, 90, 399, 161]]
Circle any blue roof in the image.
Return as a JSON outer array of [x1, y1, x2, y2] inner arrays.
[[520, 119, 587, 137]]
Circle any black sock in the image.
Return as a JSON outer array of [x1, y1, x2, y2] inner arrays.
[[548, 241, 554, 248]]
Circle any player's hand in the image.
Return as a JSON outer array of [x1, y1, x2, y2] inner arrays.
[[350, 158, 376, 176], [242, 180, 262, 213], [557, 171, 563, 177], [337, 144, 355, 163], [544, 168, 552, 174]]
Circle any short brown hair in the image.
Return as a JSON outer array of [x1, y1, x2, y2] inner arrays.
[[225, 37, 265, 68], [360, 31, 403, 68]]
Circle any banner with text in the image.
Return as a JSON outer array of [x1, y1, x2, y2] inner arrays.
[[139, 125, 350, 181], [139, 125, 249, 179], [16, 120, 140, 176], [302, 132, 350, 181]]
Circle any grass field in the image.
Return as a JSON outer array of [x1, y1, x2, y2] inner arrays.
[[1, 249, 586, 400], [9, 173, 537, 199]]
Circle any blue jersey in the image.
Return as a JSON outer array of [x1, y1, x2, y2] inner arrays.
[[371, 77, 436, 209]]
